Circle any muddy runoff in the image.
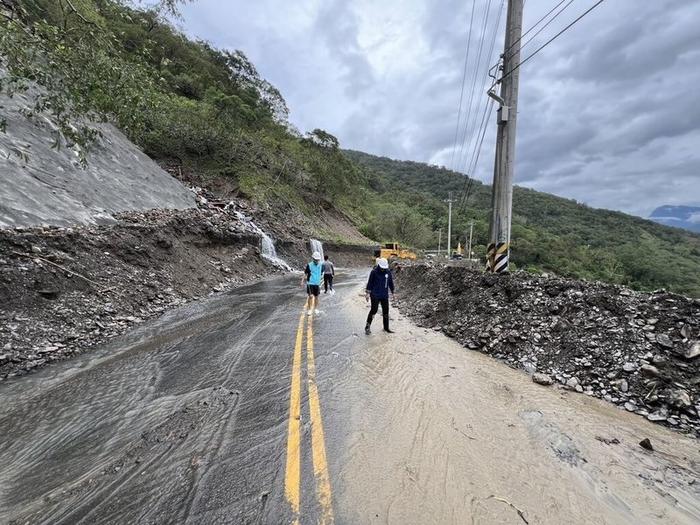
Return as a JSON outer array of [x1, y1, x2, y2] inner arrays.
[[332, 292, 700, 524], [0, 271, 697, 524]]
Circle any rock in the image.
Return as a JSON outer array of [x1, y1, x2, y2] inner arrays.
[[640, 364, 661, 378], [683, 341, 700, 360], [669, 389, 692, 409], [655, 333, 674, 349], [566, 377, 580, 389], [647, 411, 667, 422], [639, 438, 654, 451], [522, 361, 537, 374], [612, 379, 629, 393], [622, 362, 636, 373], [532, 373, 554, 386], [551, 318, 571, 332], [651, 354, 667, 366], [37, 288, 60, 299], [624, 401, 637, 412]]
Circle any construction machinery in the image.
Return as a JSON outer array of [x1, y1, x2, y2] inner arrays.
[[373, 242, 417, 261]]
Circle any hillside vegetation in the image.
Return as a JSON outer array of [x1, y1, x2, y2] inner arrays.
[[2, 1, 699, 296], [346, 150, 700, 297], [0, 0, 368, 239]]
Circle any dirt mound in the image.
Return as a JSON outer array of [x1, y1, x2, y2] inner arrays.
[[0, 203, 283, 380], [395, 264, 700, 435]]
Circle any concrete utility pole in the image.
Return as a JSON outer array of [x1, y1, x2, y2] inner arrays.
[[487, 0, 523, 273], [438, 228, 442, 256], [445, 192, 455, 259], [467, 220, 474, 260]]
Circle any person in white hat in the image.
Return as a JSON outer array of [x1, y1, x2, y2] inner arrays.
[[364, 257, 395, 334], [301, 250, 323, 315]]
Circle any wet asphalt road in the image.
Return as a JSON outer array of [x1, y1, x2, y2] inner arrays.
[[2, 270, 699, 524], [0, 272, 365, 524]]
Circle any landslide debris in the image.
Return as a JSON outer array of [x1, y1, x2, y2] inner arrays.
[[0, 191, 288, 381], [395, 264, 700, 435]]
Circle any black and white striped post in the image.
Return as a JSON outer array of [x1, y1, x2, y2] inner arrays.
[[487, 0, 523, 273]]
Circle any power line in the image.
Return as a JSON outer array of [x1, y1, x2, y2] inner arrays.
[[500, 0, 605, 83], [504, 0, 573, 57], [460, 0, 505, 176], [454, 0, 494, 174], [461, 100, 495, 213], [449, 0, 478, 171], [456, 0, 505, 209], [519, 0, 576, 51], [460, 97, 494, 210]]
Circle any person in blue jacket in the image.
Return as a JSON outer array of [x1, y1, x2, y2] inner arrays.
[[302, 251, 323, 315], [365, 257, 395, 334]]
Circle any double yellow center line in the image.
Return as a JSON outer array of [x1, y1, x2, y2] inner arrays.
[[284, 308, 334, 524]]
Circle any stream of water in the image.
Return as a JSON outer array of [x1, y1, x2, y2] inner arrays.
[[232, 210, 292, 271], [310, 238, 324, 261]]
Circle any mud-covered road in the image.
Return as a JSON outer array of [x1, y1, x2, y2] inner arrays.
[[1, 271, 698, 524]]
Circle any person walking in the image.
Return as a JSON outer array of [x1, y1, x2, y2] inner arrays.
[[364, 257, 395, 334], [302, 251, 323, 315], [322, 255, 335, 294]]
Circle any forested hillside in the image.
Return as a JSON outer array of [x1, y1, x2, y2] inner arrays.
[[0, 0, 369, 238], [346, 150, 700, 297], [2, 0, 699, 296]]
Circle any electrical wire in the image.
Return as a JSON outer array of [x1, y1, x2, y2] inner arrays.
[[448, 0, 478, 171], [455, 0, 505, 209], [503, 0, 572, 57], [453, 0, 494, 174], [461, 100, 495, 213], [519, 0, 576, 52], [500, 0, 605, 82], [460, 0, 504, 176]]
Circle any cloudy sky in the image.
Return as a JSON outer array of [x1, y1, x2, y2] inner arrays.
[[178, 0, 700, 218]]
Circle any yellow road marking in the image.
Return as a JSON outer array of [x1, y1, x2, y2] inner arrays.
[[284, 308, 306, 523], [306, 314, 335, 524]]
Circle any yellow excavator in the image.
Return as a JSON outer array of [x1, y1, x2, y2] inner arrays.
[[373, 242, 417, 261]]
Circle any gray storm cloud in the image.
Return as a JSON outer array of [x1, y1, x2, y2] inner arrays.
[[180, 0, 700, 217]]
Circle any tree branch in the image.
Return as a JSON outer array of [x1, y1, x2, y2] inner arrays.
[[64, 0, 97, 26]]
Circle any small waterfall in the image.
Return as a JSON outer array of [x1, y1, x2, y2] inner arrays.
[[310, 238, 324, 261], [233, 210, 292, 271]]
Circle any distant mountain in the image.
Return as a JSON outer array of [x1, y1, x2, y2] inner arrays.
[[344, 150, 700, 297], [649, 205, 700, 233]]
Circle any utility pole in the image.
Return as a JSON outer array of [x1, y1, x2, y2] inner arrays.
[[487, 0, 523, 273], [445, 192, 454, 259], [438, 227, 442, 256], [467, 220, 474, 260]]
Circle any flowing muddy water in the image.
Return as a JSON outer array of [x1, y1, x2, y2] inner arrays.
[[326, 292, 700, 524], [0, 271, 698, 524]]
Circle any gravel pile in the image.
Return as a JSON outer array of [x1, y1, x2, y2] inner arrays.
[[395, 264, 700, 435]]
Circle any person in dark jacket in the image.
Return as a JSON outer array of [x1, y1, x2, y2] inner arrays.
[[365, 257, 395, 335], [322, 255, 335, 294]]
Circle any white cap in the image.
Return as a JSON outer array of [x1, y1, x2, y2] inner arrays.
[[377, 257, 389, 269], [312, 251, 322, 260]]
